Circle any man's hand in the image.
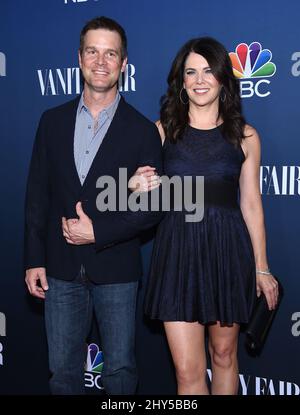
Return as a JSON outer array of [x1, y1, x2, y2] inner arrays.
[[25, 267, 48, 299], [62, 201, 95, 245]]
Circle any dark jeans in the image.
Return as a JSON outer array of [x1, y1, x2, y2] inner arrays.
[[45, 272, 138, 395]]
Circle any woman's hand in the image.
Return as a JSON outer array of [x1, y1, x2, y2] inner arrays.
[[256, 273, 279, 310], [128, 166, 161, 192]]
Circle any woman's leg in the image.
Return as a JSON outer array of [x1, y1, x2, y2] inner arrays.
[[208, 322, 240, 395], [164, 321, 209, 395]]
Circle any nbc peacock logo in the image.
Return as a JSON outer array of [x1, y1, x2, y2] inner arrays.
[[229, 42, 276, 98], [230, 42, 276, 79], [84, 343, 104, 390], [86, 343, 104, 373]]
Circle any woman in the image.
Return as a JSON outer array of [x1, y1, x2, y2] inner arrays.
[[131, 37, 279, 395]]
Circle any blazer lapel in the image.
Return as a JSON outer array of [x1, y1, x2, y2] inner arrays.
[[61, 97, 83, 192], [81, 97, 127, 192]]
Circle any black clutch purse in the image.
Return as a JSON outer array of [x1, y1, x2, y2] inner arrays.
[[245, 279, 283, 354]]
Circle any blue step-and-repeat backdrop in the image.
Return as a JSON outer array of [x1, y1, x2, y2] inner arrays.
[[0, 0, 299, 395]]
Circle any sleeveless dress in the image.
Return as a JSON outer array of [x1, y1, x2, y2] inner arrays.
[[144, 125, 256, 325]]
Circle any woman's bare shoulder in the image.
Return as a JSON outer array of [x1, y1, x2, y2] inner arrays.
[[242, 124, 261, 158]]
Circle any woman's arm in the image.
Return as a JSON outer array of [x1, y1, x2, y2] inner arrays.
[[128, 120, 164, 192], [239, 125, 279, 310], [155, 120, 166, 144]]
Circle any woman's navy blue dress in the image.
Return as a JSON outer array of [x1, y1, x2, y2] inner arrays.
[[144, 125, 256, 325]]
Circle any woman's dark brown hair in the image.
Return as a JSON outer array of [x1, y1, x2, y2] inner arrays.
[[160, 37, 246, 145]]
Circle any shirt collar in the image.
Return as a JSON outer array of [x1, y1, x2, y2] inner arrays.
[[77, 91, 121, 120]]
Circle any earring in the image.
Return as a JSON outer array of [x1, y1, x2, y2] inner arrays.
[[179, 87, 189, 105], [220, 87, 226, 103]]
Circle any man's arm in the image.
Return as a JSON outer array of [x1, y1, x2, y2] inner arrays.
[[63, 123, 163, 250], [24, 113, 50, 297], [92, 123, 163, 250]]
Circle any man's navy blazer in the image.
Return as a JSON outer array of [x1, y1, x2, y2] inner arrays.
[[24, 96, 163, 284]]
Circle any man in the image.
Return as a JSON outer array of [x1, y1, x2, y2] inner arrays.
[[24, 16, 162, 395]]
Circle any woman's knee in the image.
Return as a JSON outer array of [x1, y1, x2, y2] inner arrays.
[[209, 343, 237, 369], [175, 360, 206, 385]]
